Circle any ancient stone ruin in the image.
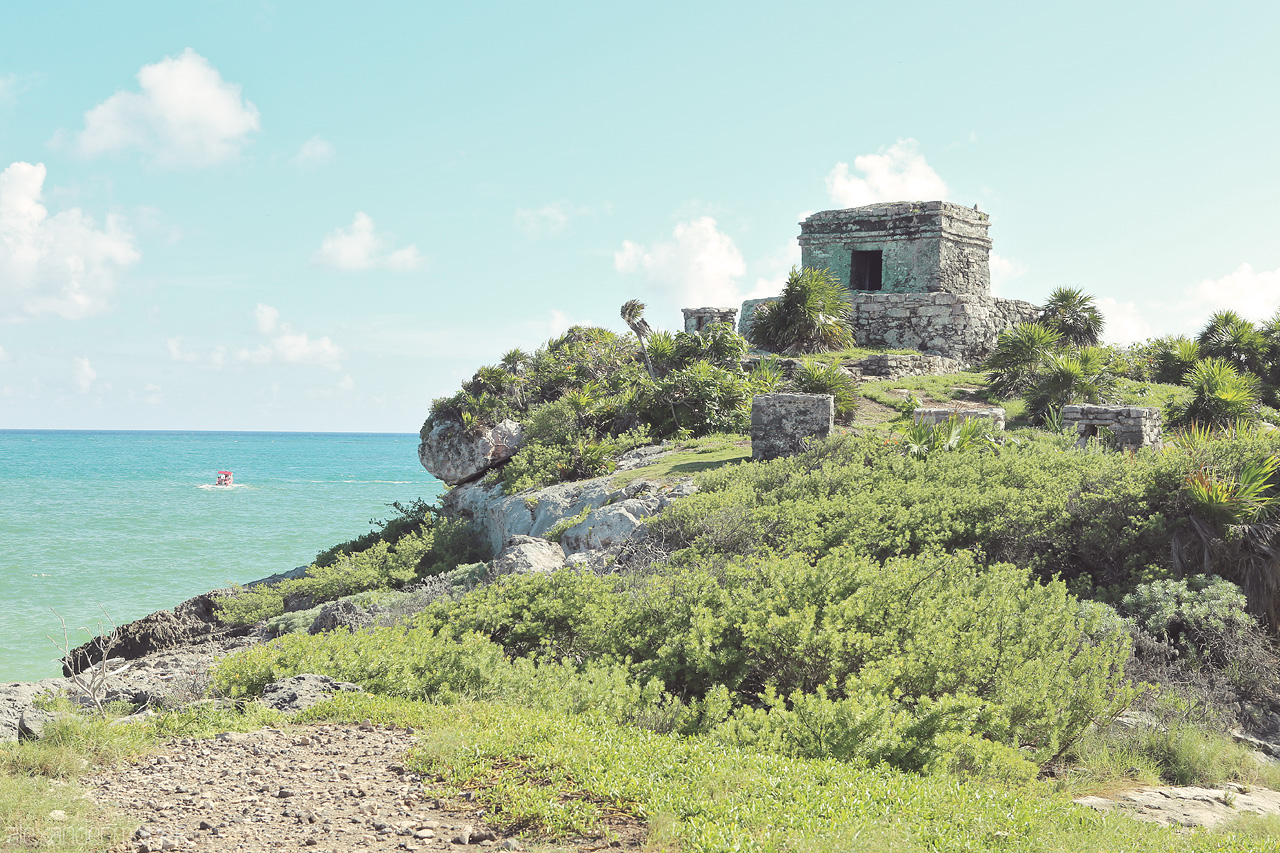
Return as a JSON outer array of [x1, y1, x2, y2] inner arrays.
[[751, 393, 834, 461], [741, 201, 1038, 363], [682, 306, 738, 334], [1063, 405, 1163, 452], [913, 406, 1007, 431]]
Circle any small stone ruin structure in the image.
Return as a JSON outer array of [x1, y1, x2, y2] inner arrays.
[[682, 306, 738, 334], [751, 393, 834, 461], [913, 406, 1006, 431], [1063, 405, 1162, 452], [741, 201, 1039, 363]]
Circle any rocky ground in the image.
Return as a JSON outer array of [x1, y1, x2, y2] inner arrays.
[[83, 721, 644, 853]]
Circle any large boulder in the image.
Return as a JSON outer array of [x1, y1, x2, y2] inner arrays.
[[0, 679, 66, 742], [491, 536, 566, 576], [418, 418, 525, 485]]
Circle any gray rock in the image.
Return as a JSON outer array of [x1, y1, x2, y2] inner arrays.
[[559, 500, 652, 554], [0, 680, 64, 742], [491, 536, 565, 576], [260, 674, 363, 713], [417, 418, 524, 485], [309, 599, 379, 635]]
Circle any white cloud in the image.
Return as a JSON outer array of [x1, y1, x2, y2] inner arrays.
[[337, 374, 355, 391], [1098, 297, 1153, 346], [239, 304, 342, 368], [293, 135, 335, 167], [515, 203, 571, 237], [549, 309, 573, 338], [165, 336, 198, 362], [315, 212, 422, 271], [989, 252, 1028, 296], [0, 345, 8, 361], [77, 48, 260, 169], [73, 356, 96, 392], [0, 161, 140, 321], [614, 216, 747, 307], [746, 237, 803, 300], [1182, 263, 1280, 327], [826, 139, 949, 208]]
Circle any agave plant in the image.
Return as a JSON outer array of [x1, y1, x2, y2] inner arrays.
[[983, 322, 1063, 398], [1171, 358, 1261, 429], [747, 267, 855, 355], [644, 330, 679, 377], [895, 415, 998, 460], [1038, 287, 1105, 347]]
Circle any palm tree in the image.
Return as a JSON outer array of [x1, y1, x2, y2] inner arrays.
[[983, 322, 1062, 398], [1197, 310, 1267, 377], [747, 267, 854, 355], [1038, 287, 1105, 347], [1171, 358, 1261, 428], [1024, 346, 1116, 424], [621, 299, 656, 380]]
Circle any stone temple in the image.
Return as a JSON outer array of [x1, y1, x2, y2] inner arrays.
[[741, 201, 1038, 363]]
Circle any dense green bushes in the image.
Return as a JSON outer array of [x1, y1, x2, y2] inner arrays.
[[216, 549, 1133, 774]]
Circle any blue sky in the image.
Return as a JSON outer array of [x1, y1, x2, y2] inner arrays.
[[1, 2, 1277, 431]]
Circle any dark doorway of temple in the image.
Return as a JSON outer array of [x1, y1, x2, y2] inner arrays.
[[851, 250, 883, 292]]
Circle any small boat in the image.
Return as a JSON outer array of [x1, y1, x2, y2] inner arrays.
[[214, 470, 234, 487]]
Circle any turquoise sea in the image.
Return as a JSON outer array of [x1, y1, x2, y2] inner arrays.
[[0, 431, 443, 682]]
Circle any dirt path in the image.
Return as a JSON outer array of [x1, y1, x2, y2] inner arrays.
[[83, 723, 638, 853]]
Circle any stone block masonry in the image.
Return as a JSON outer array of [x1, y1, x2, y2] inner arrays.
[[682, 306, 738, 333], [1063, 405, 1162, 451], [858, 352, 965, 380], [848, 292, 1039, 363], [751, 393, 834, 461], [914, 406, 1006, 431]]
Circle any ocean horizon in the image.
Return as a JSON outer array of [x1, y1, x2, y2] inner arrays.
[[0, 429, 443, 682]]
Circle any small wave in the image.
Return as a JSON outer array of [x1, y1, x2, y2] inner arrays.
[[197, 483, 249, 491]]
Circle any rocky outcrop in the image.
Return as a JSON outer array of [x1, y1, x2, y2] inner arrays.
[[63, 592, 251, 677], [0, 679, 65, 742], [417, 418, 525, 485], [1075, 784, 1280, 829], [443, 475, 694, 559], [259, 674, 363, 713], [309, 599, 381, 635]]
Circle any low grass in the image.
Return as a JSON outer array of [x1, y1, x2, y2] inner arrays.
[[614, 434, 752, 484], [303, 692, 1280, 853]]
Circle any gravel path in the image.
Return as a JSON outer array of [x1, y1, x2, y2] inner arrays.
[[83, 722, 637, 852]]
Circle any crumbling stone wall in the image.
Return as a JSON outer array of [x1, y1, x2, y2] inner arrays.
[[682, 306, 738, 333], [751, 393, 834, 461], [914, 406, 1006, 431], [1063, 405, 1163, 452], [858, 352, 965, 380]]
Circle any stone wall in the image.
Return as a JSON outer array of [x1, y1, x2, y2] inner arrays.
[[848, 292, 1039, 363], [682, 307, 738, 334], [858, 352, 964, 379], [799, 202, 992, 296], [914, 406, 1006, 431], [751, 393, 834, 461], [1063, 405, 1163, 452]]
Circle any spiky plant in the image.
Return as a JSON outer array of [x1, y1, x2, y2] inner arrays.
[[1152, 336, 1201, 384], [1038, 287, 1106, 347], [792, 357, 859, 419], [1197, 310, 1267, 377], [983, 322, 1063, 398], [1171, 358, 1261, 429], [747, 267, 854, 355], [1023, 346, 1116, 423]]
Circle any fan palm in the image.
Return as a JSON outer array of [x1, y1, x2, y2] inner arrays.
[[1038, 287, 1105, 347], [1171, 357, 1261, 428], [983, 322, 1062, 398], [1197, 310, 1267, 377], [747, 267, 854, 355], [1024, 346, 1116, 423]]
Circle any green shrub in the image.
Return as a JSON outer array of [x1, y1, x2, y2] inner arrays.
[[791, 357, 858, 419], [747, 267, 854, 355]]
